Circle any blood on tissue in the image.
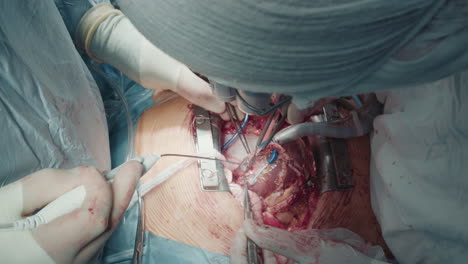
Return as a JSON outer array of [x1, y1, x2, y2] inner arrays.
[[88, 196, 98, 215], [221, 115, 267, 136], [220, 112, 321, 232]]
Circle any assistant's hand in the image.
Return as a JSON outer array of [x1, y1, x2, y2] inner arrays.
[[230, 219, 388, 264], [0, 161, 142, 264], [76, 3, 225, 114]]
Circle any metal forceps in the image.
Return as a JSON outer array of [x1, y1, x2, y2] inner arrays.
[[243, 177, 260, 264], [256, 108, 287, 151], [226, 103, 251, 154], [244, 106, 287, 173]]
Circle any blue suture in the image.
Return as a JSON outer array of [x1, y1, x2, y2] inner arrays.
[[268, 149, 279, 164], [352, 95, 363, 108], [221, 114, 249, 151]]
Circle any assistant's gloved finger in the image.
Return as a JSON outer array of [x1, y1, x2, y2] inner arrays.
[[175, 66, 225, 114], [74, 161, 141, 264], [108, 160, 141, 228], [229, 227, 248, 264]]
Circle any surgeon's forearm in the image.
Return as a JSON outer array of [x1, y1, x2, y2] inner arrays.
[[75, 3, 225, 114], [75, 3, 183, 91]]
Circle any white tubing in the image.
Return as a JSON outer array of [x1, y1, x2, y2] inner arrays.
[[139, 158, 195, 197], [127, 158, 196, 209], [5, 186, 86, 231]]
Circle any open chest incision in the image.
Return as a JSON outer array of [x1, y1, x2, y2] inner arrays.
[[191, 97, 372, 230]]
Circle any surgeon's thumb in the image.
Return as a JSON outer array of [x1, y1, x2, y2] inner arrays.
[[109, 161, 142, 229]]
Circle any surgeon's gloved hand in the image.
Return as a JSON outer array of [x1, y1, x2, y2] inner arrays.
[[0, 161, 142, 264], [230, 219, 388, 264], [75, 3, 225, 114]]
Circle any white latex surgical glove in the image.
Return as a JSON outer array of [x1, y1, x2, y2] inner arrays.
[[286, 97, 339, 124], [230, 219, 388, 264], [0, 161, 142, 264], [75, 3, 225, 114]]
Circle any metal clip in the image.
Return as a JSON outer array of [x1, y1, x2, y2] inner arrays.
[[193, 107, 230, 192]]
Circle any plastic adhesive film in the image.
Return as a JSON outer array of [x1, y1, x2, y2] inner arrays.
[[0, 1, 110, 186], [370, 70, 468, 263]]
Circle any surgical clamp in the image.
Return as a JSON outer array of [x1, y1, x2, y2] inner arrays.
[[243, 168, 260, 264]]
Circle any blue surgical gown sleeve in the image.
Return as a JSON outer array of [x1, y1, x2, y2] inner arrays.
[[54, 0, 111, 40]]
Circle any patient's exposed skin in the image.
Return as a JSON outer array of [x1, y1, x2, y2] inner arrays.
[[136, 96, 243, 255], [135, 95, 390, 259]]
